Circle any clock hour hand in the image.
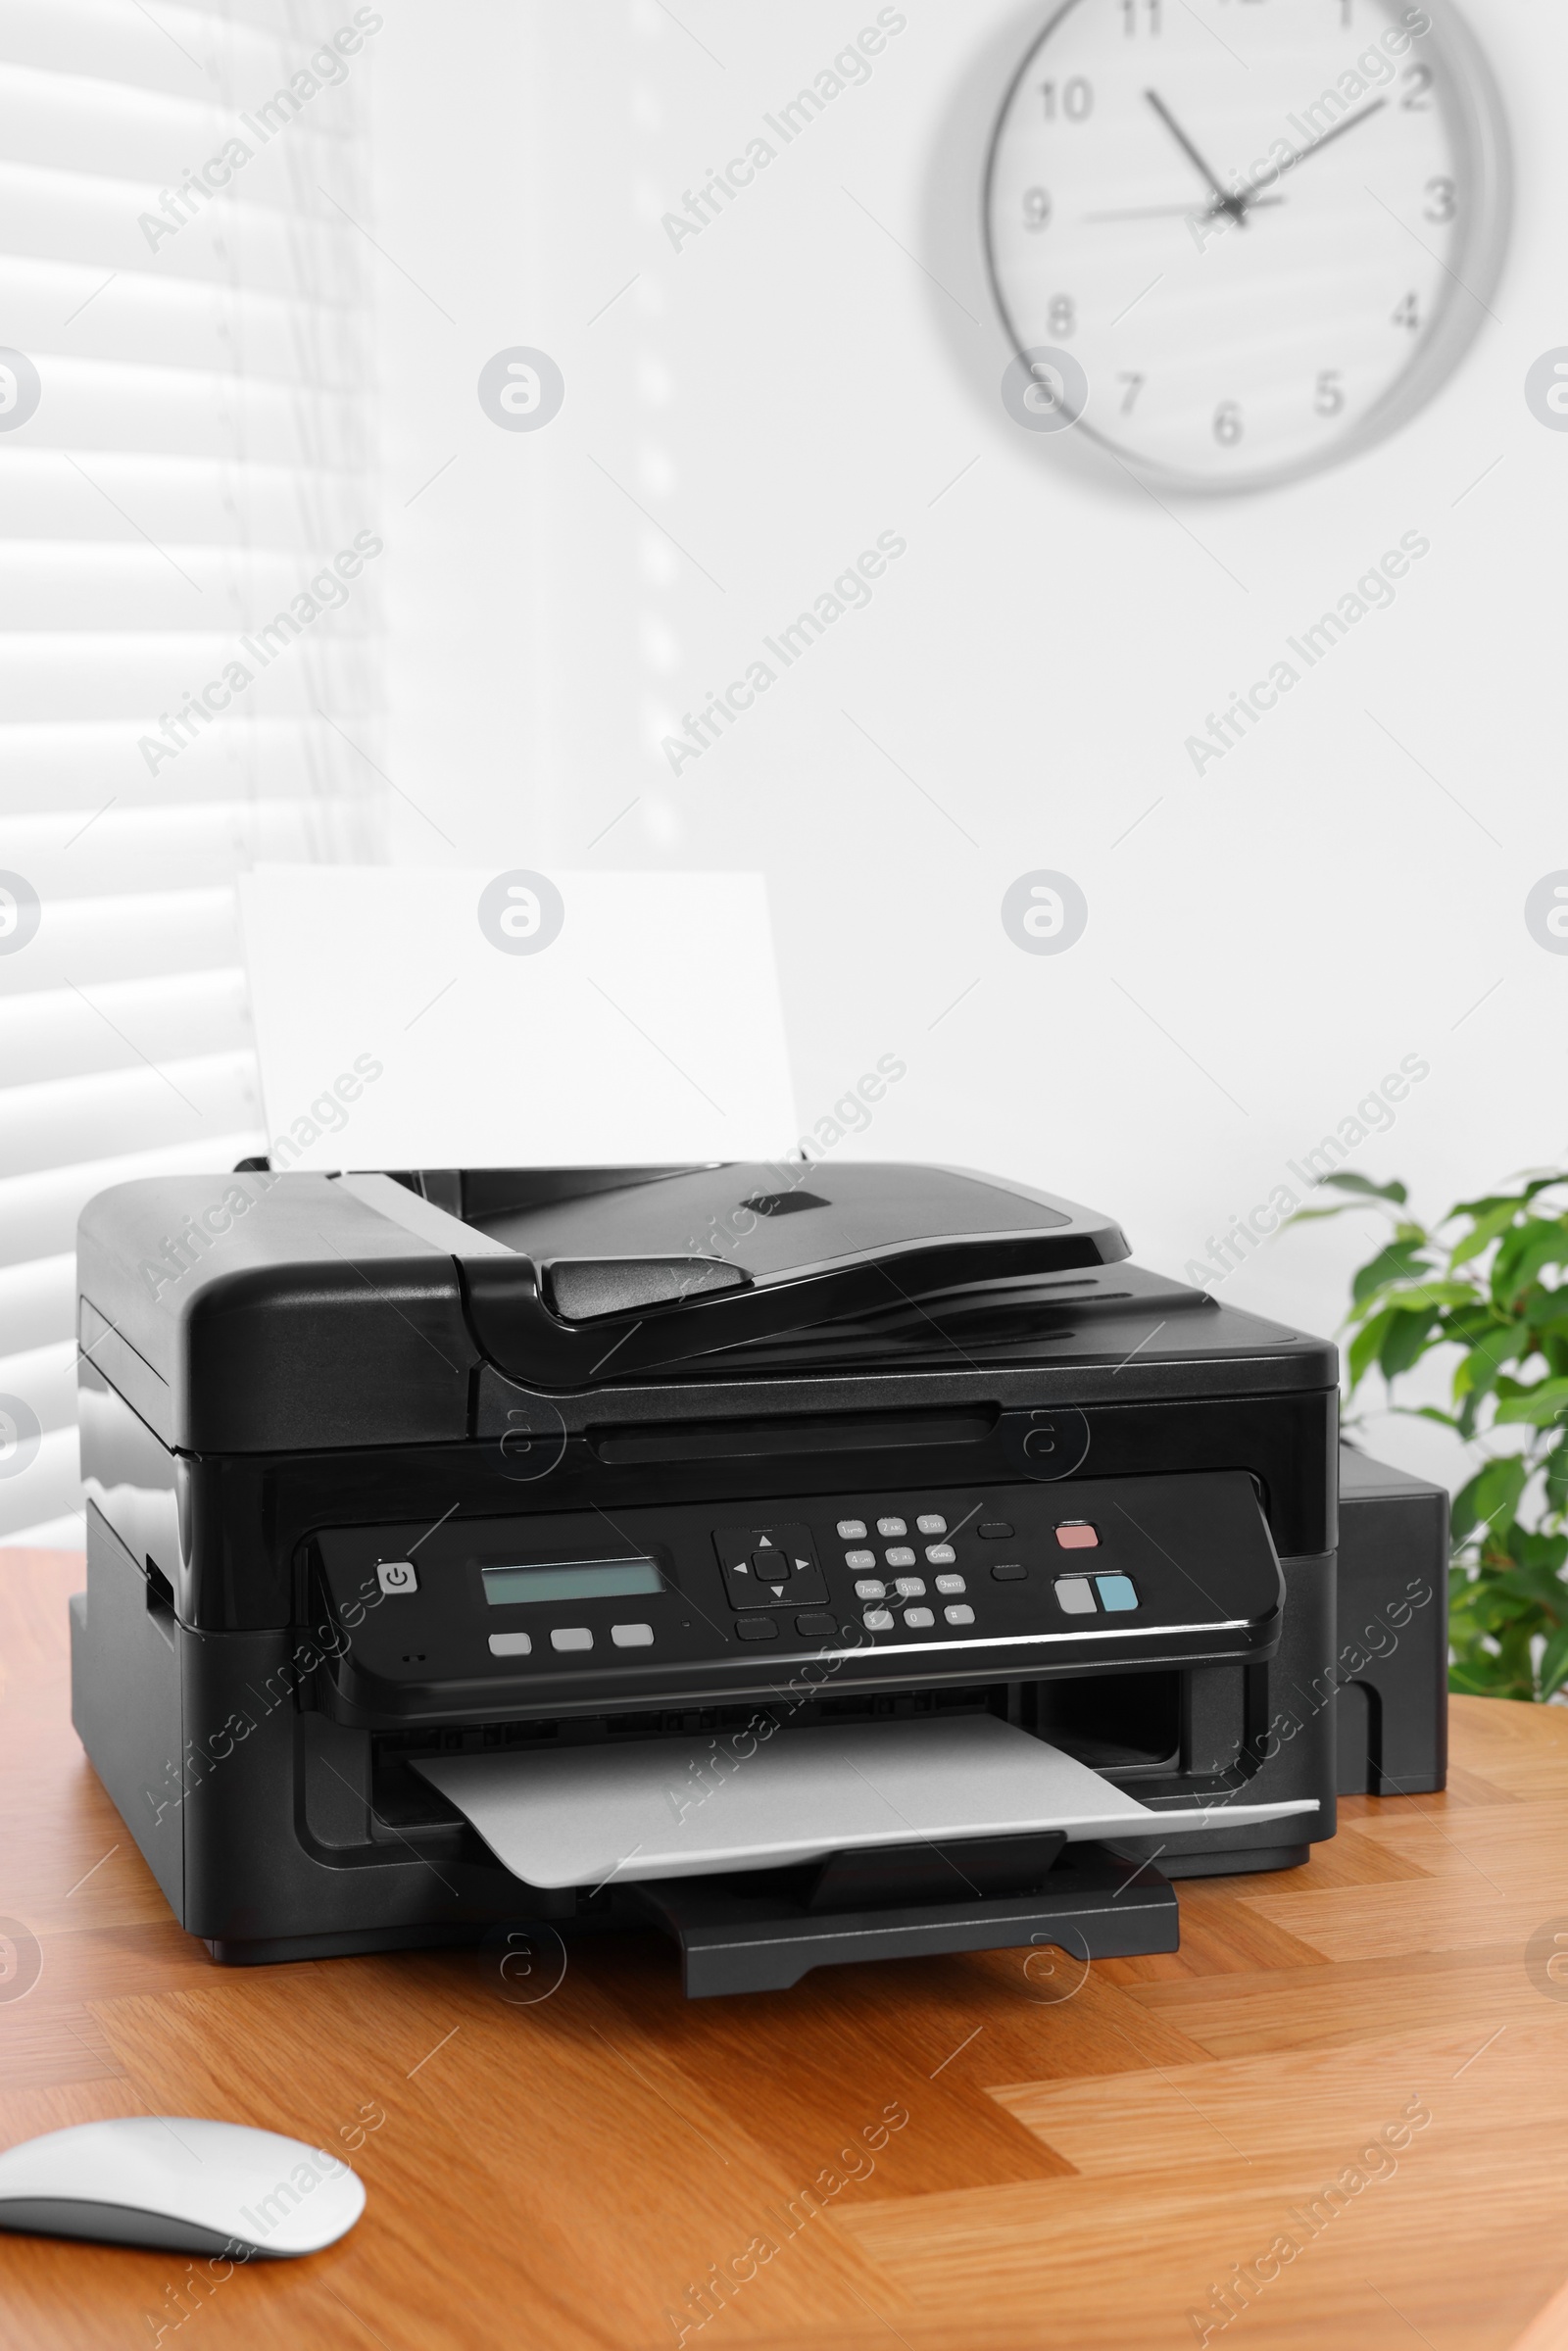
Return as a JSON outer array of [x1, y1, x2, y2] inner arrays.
[[1143, 89, 1250, 222]]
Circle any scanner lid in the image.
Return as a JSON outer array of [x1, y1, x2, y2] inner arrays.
[[349, 1161, 1133, 1387], [76, 1160, 1335, 1450]]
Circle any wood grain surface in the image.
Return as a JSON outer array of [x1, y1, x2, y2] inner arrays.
[[3, 1545, 1568, 2351]]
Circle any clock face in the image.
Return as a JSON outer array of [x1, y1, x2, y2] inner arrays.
[[984, 0, 1511, 491]]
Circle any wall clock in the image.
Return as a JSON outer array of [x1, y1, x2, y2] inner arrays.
[[984, 0, 1511, 492]]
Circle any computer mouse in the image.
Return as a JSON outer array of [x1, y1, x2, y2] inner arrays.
[[0, 2117, 366, 2257]]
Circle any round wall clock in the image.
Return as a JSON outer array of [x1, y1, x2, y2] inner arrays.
[[984, 0, 1511, 492]]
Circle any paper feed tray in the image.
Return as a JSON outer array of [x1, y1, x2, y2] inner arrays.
[[413, 1713, 1317, 1889]]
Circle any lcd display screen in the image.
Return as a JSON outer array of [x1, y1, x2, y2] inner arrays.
[[480, 1558, 664, 1607]]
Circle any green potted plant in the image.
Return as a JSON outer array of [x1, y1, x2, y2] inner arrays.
[[1298, 1171, 1568, 1701]]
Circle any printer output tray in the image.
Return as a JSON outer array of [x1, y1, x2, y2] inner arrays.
[[414, 1716, 1315, 1996], [634, 1840, 1178, 1997]]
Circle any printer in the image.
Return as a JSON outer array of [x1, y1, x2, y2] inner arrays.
[[71, 1162, 1447, 1997]]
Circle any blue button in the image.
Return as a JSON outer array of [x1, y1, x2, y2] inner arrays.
[[1095, 1575, 1138, 1613]]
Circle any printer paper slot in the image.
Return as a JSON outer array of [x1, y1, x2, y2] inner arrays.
[[412, 1713, 1316, 1890]]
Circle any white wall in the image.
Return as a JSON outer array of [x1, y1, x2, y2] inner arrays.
[[370, 0, 1568, 1493]]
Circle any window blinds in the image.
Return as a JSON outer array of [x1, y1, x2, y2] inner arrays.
[[0, 0, 382, 1544]]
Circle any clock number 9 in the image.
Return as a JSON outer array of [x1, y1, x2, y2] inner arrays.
[[1212, 402, 1243, 447], [1022, 187, 1052, 231], [1040, 76, 1094, 122]]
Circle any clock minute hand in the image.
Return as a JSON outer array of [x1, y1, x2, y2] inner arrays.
[[1229, 96, 1390, 207], [1143, 89, 1250, 222]]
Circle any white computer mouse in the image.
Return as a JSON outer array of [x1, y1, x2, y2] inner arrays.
[[0, 2117, 366, 2257]]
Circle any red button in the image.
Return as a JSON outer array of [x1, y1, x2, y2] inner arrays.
[[1054, 1523, 1099, 1550]]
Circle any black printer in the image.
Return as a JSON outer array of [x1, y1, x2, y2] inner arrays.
[[71, 1162, 1446, 1996]]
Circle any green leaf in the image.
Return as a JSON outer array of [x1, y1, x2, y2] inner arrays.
[[1453, 1321, 1529, 1402], [1450, 1199, 1527, 1269], [1349, 1281, 1476, 1327], [1380, 1289, 1484, 1338], [1452, 1453, 1530, 1545], [1449, 1653, 1535, 1700], [1446, 1194, 1517, 1221], [1506, 1530, 1568, 1576], [1448, 1177, 1568, 1222], [1494, 1378, 1568, 1429], [1495, 1224, 1568, 1304], [1347, 1307, 1396, 1392], [1446, 1303, 1508, 1345], [1540, 1621, 1568, 1701], [1544, 1433, 1568, 1521], [1380, 1304, 1443, 1380], [1450, 1470, 1484, 1544], [1314, 1170, 1568, 1698], [1349, 1238, 1438, 1307], [1455, 1390, 1485, 1445], [1481, 1558, 1568, 1613], [1314, 1173, 1410, 1202]]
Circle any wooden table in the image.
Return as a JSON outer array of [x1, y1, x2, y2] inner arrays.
[[5, 1546, 1568, 2351]]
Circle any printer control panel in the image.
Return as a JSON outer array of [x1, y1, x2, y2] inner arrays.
[[311, 1469, 1284, 1724]]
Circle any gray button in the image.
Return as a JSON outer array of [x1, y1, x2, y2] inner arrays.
[[863, 1607, 893, 1631], [551, 1626, 594, 1651], [611, 1622, 654, 1647], [894, 1576, 926, 1598], [876, 1516, 906, 1538], [924, 1543, 956, 1566], [845, 1547, 876, 1569], [837, 1518, 867, 1540], [488, 1631, 532, 1657], [916, 1514, 947, 1535], [935, 1573, 965, 1595], [885, 1545, 916, 1568], [855, 1578, 886, 1599], [1054, 1577, 1096, 1616], [903, 1606, 934, 1629], [943, 1603, 975, 1627], [376, 1561, 417, 1596]]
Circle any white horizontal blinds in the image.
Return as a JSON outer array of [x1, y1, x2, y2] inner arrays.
[[0, 0, 383, 1543]]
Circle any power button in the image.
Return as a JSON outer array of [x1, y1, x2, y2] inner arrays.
[[377, 1561, 418, 1596]]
